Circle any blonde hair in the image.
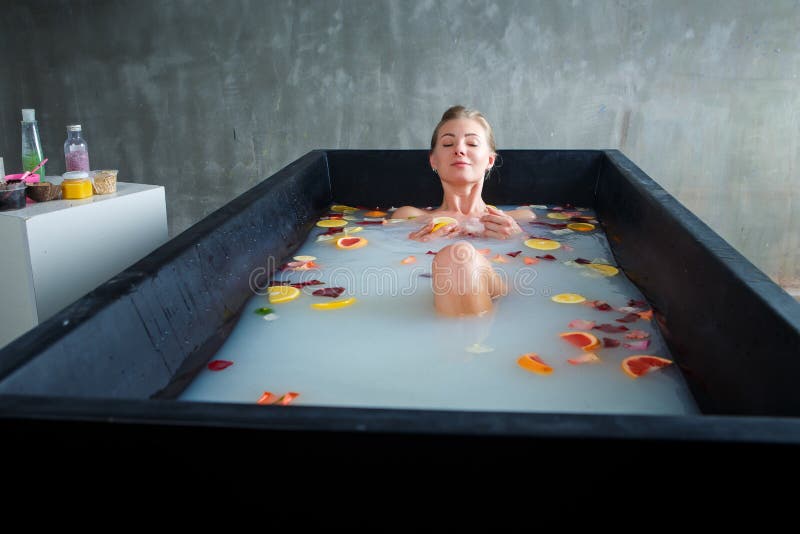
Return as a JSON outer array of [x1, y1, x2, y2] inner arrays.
[[429, 105, 496, 154]]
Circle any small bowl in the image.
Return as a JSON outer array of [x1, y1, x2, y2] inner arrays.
[[91, 169, 118, 195], [5, 173, 40, 184], [0, 181, 28, 211], [26, 181, 62, 202]]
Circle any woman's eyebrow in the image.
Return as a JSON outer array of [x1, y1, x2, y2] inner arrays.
[[439, 132, 481, 139]]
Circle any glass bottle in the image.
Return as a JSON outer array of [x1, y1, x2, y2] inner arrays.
[[64, 124, 90, 172], [21, 109, 45, 180]]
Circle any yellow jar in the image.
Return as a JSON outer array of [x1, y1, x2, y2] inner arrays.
[[62, 171, 93, 199]]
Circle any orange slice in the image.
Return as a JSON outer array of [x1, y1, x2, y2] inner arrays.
[[621, 355, 673, 379], [335, 236, 368, 249], [431, 216, 458, 232], [401, 256, 417, 264], [268, 285, 301, 304], [517, 353, 553, 375], [310, 297, 357, 310], [551, 293, 586, 304], [364, 210, 387, 218], [559, 331, 601, 351], [524, 238, 561, 251], [587, 263, 619, 277], [317, 219, 348, 228], [547, 212, 570, 220], [567, 222, 595, 232]]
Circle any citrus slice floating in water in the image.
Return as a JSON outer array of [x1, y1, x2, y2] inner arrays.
[[431, 216, 458, 232], [331, 204, 357, 212], [559, 331, 601, 351], [551, 293, 586, 304], [621, 355, 673, 378], [317, 219, 348, 228], [547, 212, 570, 220], [268, 285, 301, 304], [293, 255, 317, 262], [311, 296, 357, 310], [566, 222, 595, 232], [524, 238, 561, 251], [364, 210, 387, 218], [517, 353, 553, 375], [335, 236, 368, 250], [587, 263, 619, 277]]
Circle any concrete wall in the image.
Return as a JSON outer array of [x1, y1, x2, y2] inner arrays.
[[1, 0, 798, 294]]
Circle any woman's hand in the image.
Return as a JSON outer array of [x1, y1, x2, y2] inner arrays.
[[480, 206, 522, 239], [408, 221, 460, 242]]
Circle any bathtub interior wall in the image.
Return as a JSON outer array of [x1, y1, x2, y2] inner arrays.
[[0, 151, 332, 400], [595, 152, 800, 417]]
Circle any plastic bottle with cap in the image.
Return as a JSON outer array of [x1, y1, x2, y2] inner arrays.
[[21, 109, 46, 180], [64, 124, 90, 172]]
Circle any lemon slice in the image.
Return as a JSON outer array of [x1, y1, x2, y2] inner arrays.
[[310, 297, 357, 310], [551, 293, 586, 304], [547, 212, 570, 220], [331, 204, 357, 212], [344, 226, 363, 234], [316, 219, 348, 228], [587, 263, 619, 277], [293, 255, 317, 262], [524, 238, 561, 251], [431, 216, 458, 232], [268, 285, 301, 304], [567, 222, 595, 232]]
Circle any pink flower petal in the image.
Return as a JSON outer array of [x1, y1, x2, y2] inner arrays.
[[567, 319, 596, 330], [625, 330, 650, 340]]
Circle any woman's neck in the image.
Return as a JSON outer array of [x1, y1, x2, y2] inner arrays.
[[438, 183, 486, 217]]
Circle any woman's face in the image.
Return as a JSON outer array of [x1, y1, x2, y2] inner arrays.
[[430, 118, 495, 186]]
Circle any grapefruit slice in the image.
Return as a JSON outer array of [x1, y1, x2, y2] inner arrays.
[[567, 222, 596, 232], [551, 293, 586, 304], [621, 355, 673, 378], [310, 296, 357, 310], [524, 238, 561, 251], [317, 219, 348, 228], [268, 285, 301, 304], [335, 236, 368, 250], [431, 216, 458, 232], [517, 353, 553, 375], [587, 263, 619, 277], [559, 331, 601, 351]]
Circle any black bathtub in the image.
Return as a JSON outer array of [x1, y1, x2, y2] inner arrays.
[[2, 149, 799, 483]]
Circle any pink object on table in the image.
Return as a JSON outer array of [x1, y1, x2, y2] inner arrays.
[[4, 173, 40, 183]]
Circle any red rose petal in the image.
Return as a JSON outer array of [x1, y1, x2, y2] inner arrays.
[[593, 323, 630, 333], [506, 250, 522, 257], [207, 360, 233, 371], [567, 319, 595, 330], [312, 287, 345, 298], [616, 313, 640, 323], [603, 337, 621, 348]]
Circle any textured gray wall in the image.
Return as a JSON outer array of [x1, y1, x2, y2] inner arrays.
[[1, 0, 798, 294]]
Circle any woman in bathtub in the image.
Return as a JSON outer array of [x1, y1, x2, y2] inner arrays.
[[391, 105, 535, 317]]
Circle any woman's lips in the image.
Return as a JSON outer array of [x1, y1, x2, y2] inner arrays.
[[452, 161, 470, 167]]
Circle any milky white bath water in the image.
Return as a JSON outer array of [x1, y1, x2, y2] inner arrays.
[[179, 205, 699, 415]]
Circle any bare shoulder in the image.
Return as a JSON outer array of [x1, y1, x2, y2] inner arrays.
[[503, 207, 537, 221], [391, 206, 427, 219]]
